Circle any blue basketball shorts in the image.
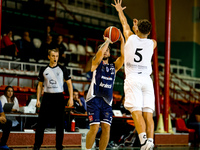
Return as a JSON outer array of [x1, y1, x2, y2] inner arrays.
[[86, 97, 113, 126]]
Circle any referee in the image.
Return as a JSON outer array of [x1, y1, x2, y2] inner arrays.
[[33, 49, 73, 150]]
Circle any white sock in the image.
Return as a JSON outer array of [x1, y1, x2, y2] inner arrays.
[[86, 149, 91, 150], [139, 132, 147, 144], [148, 138, 154, 143]]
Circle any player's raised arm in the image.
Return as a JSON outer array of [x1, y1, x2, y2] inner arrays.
[[112, 0, 133, 41], [91, 37, 112, 72], [133, 18, 139, 35], [114, 31, 125, 72]]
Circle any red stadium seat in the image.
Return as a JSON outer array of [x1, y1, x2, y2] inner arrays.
[[176, 118, 195, 132], [12, 86, 19, 92], [0, 86, 5, 91], [29, 88, 36, 93], [19, 87, 29, 92]]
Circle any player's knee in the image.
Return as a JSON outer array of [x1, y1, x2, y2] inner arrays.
[[101, 123, 110, 131], [124, 106, 142, 114], [142, 107, 154, 113], [89, 124, 100, 134]]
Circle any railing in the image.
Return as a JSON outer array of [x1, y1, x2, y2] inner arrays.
[[52, 0, 116, 16], [48, 0, 120, 28], [159, 64, 200, 115], [0, 59, 84, 77]]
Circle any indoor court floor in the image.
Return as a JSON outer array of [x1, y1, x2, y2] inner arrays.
[[12, 147, 200, 150]]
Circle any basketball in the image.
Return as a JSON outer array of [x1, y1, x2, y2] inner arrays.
[[104, 26, 120, 43]]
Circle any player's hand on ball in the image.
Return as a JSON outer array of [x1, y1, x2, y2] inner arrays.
[[103, 35, 113, 44]]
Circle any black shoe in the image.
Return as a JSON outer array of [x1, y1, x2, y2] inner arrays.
[[33, 145, 40, 150], [56, 145, 63, 150]]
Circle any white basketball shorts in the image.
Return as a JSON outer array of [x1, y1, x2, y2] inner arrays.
[[124, 75, 155, 113]]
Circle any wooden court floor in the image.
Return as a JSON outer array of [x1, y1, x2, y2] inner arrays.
[[13, 147, 200, 150]]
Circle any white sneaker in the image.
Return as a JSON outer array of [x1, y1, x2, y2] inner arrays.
[[140, 140, 154, 150], [146, 141, 154, 150], [140, 140, 147, 150]]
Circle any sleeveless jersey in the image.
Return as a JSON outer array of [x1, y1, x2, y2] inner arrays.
[[86, 61, 115, 106], [38, 65, 71, 93], [124, 34, 154, 79]]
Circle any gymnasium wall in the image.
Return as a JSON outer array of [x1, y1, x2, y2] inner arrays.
[[122, 0, 200, 77]]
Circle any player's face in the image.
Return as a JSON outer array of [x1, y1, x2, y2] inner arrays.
[[6, 88, 13, 98], [103, 48, 110, 60], [73, 92, 79, 100], [48, 51, 59, 64]]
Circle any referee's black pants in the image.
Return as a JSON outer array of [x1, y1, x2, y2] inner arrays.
[[34, 93, 65, 150]]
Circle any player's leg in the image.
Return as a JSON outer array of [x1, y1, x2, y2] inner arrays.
[[142, 75, 155, 140], [124, 79, 148, 147], [131, 111, 146, 134], [86, 98, 101, 149], [141, 76, 155, 149], [86, 124, 100, 149], [143, 110, 154, 150], [131, 110, 148, 148], [99, 123, 110, 150], [143, 110, 154, 139], [99, 97, 113, 150]]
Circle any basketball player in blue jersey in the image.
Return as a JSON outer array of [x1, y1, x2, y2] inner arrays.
[[85, 33, 124, 150], [112, 0, 157, 150], [33, 49, 73, 150]]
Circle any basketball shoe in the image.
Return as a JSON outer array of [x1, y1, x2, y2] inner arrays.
[[140, 140, 154, 150]]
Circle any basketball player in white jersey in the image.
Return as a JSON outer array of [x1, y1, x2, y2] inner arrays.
[[112, 0, 157, 150]]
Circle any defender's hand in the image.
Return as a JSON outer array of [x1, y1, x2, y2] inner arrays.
[[111, 0, 126, 12]]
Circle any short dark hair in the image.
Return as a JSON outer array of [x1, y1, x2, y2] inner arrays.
[[73, 89, 79, 93], [138, 19, 152, 34]]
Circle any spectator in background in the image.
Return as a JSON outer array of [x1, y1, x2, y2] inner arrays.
[[71, 89, 88, 129], [0, 86, 20, 130], [39, 35, 54, 60], [72, 89, 86, 114], [0, 100, 13, 150], [41, 25, 53, 43], [16, 31, 36, 62], [187, 105, 200, 144], [45, 26, 52, 39], [1, 29, 18, 59], [54, 35, 69, 66]]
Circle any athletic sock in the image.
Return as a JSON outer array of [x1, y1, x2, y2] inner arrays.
[[148, 138, 154, 143], [139, 132, 147, 145]]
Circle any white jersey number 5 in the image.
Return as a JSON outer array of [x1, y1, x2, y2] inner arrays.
[[134, 48, 143, 63]]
